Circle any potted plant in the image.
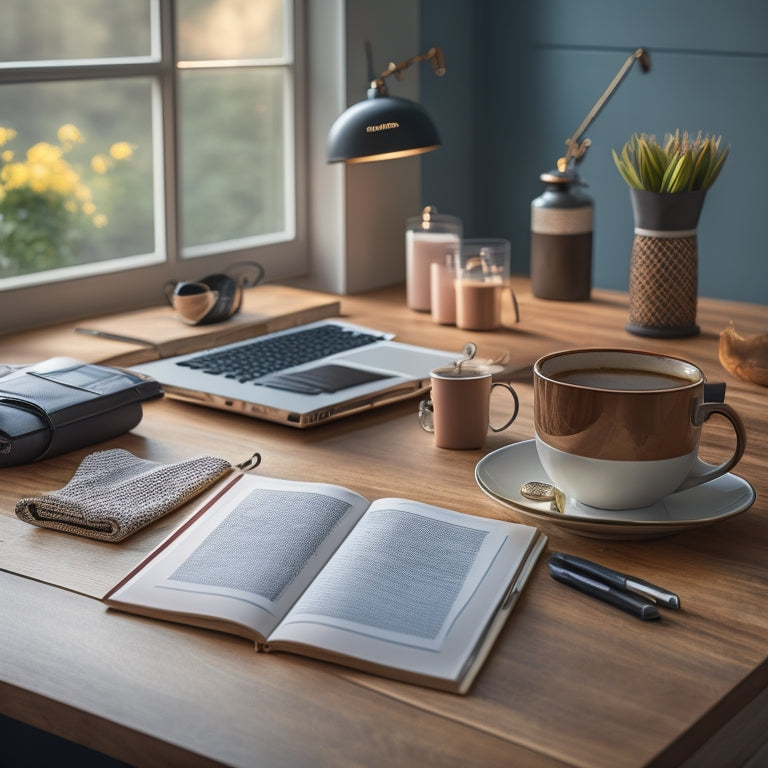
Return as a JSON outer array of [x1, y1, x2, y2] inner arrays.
[[612, 131, 729, 337]]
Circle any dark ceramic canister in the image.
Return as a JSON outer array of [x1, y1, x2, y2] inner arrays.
[[626, 188, 707, 338], [530, 169, 593, 301]]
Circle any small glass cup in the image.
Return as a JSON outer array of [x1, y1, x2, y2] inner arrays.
[[454, 239, 518, 330]]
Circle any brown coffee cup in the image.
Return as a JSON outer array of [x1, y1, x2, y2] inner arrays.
[[533, 348, 747, 509], [419, 364, 519, 449]]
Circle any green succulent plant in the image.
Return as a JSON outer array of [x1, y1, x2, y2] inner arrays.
[[612, 130, 729, 193]]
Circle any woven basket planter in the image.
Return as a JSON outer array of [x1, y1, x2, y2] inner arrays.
[[626, 188, 707, 338]]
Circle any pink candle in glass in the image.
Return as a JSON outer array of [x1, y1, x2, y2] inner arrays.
[[430, 260, 457, 325], [406, 231, 460, 310], [405, 207, 462, 311]]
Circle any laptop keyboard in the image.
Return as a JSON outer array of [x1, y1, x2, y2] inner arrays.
[[176, 323, 387, 383]]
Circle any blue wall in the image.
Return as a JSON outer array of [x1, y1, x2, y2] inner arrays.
[[421, 0, 768, 305]]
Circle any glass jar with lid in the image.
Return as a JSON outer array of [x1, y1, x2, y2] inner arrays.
[[405, 206, 462, 311]]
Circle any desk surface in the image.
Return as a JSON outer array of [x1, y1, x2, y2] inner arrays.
[[2, 278, 768, 768]]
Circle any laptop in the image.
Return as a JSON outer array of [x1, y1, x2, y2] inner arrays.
[[130, 320, 460, 427]]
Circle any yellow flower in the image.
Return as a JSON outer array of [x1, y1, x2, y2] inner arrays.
[[0, 127, 137, 248], [91, 154, 110, 174], [57, 123, 84, 146], [109, 141, 134, 161], [47, 162, 80, 195], [28, 163, 51, 194], [1, 162, 29, 190], [26, 142, 63, 165], [0, 126, 17, 147]]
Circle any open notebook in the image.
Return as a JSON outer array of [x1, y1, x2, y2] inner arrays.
[[130, 320, 459, 427], [105, 471, 547, 694]]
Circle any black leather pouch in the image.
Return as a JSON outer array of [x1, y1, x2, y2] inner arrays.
[[0, 358, 162, 467]]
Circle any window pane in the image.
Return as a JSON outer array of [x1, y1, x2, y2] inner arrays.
[[177, 0, 285, 61], [0, 0, 152, 63], [179, 68, 288, 252], [0, 79, 156, 279]]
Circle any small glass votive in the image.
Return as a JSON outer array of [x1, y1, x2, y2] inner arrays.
[[405, 206, 462, 312], [430, 251, 458, 325], [455, 239, 511, 331]]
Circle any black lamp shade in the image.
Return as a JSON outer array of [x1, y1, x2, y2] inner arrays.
[[327, 94, 441, 164]]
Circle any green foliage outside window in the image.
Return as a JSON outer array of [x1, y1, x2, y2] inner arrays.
[[0, 123, 134, 276]]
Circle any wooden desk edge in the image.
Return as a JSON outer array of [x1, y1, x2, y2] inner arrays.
[[3, 281, 768, 768]]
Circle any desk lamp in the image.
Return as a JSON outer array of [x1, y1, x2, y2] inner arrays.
[[327, 45, 446, 164], [531, 48, 650, 301]]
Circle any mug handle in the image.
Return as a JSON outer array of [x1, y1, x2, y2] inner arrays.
[[677, 401, 747, 491], [163, 280, 178, 306], [418, 398, 434, 433], [506, 284, 521, 324], [489, 382, 520, 432]]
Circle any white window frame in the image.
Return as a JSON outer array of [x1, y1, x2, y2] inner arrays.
[[0, 0, 308, 333]]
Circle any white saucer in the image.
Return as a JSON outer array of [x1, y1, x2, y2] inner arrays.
[[475, 439, 756, 540]]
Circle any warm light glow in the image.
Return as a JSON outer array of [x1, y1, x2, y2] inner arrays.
[[342, 145, 440, 164], [177, 0, 281, 61]]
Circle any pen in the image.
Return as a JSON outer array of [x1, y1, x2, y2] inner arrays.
[[549, 552, 681, 609], [75, 328, 155, 347], [548, 561, 661, 621]]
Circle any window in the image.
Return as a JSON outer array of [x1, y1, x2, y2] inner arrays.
[[0, 0, 306, 332]]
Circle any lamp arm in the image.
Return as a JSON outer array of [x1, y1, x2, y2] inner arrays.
[[370, 46, 446, 95], [559, 47, 650, 171]]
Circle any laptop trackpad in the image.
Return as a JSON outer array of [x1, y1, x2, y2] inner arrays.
[[261, 364, 392, 394]]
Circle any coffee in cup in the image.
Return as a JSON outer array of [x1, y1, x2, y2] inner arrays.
[[419, 363, 519, 449], [454, 239, 519, 331], [533, 348, 746, 509]]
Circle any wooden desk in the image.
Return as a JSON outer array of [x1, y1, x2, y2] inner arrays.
[[2, 278, 768, 768]]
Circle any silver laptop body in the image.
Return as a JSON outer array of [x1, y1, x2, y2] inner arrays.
[[130, 320, 458, 428]]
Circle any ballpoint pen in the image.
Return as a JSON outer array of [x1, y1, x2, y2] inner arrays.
[[547, 561, 660, 621], [549, 552, 681, 609]]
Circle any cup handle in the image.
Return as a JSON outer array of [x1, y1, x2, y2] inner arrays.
[[418, 398, 435, 433], [489, 382, 520, 432], [163, 280, 178, 306], [677, 402, 747, 491], [507, 284, 520, 324]]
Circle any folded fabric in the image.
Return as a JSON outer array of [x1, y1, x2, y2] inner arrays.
[[15, 448, 233, 542]]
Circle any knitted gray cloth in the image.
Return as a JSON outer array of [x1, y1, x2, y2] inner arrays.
[[15, 448, 232, 542]]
